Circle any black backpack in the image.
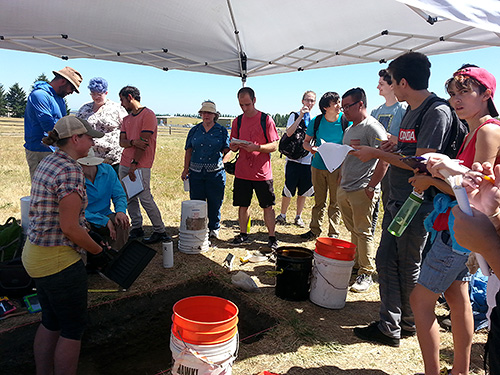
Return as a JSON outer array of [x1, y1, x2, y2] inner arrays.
[[411, 96, 469, 159], [236, 112, 269, 143], [278, 112, 309, 160], [312, 113, 350, 143]]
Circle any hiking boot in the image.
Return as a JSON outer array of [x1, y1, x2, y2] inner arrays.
[[275, 214, 286, 225], [353, 321, 400, 347], [231, 233, 249, 245], [294, 216, 305, 228], [350, 274, 373, 293], [300, 230, 317, 240], [128, 227, 145, 240]]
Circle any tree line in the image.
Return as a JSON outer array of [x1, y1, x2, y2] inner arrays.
[[0, 74, 70, 118]]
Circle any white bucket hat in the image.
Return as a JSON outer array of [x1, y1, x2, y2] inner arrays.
[[77, 148, 104, 166]]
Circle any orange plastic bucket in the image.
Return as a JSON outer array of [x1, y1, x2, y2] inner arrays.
[[315, 237, 356, 261], [172, 296, 239, 345]]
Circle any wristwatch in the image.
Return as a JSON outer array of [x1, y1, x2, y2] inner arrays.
[[366, 186, 375, 192]]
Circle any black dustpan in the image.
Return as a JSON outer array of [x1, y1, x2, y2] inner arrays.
[[102, 240, 156, 289]]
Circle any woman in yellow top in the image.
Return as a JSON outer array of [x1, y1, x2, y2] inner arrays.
[[22, 116, 105, 375]]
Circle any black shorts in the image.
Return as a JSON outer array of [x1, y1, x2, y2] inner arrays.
[[35, 260, 88, 340], [233, 178, 275, 208], [283, 161, 314, 197]]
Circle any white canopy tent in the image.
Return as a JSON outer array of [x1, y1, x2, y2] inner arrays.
[[1, 0, 499, 81]]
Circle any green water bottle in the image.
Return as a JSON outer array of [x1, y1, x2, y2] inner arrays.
[[387, 189, 424, 237]]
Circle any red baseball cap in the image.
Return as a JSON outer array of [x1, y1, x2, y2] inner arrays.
[[454, 67, 498, 117]]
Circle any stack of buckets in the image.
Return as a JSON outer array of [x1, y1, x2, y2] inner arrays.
[[178, 200, 210, 254], [309, 237, 356, 309], [170, 296, 239, 375]]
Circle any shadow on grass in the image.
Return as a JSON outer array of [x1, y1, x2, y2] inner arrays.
[[283, 366, 390, 375]]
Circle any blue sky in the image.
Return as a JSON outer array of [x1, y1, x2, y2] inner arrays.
[[1, 47, 499, 117]]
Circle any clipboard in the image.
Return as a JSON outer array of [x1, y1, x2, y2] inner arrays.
[[121, 169, 144, 199]]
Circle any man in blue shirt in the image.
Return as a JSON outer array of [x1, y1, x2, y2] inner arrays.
[[24, 66, 82, 179], [78, 149, 130, 250]]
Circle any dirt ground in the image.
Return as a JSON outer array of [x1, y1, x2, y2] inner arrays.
[[0, 220, 488, 375]]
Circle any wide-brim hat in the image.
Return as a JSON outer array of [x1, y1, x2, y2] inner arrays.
[[77, 148, 104, 166], [54, 116, 104, 139], [53, 66, 83, 93], [198, 101, 217, 114], [454, 67, 498, 117]]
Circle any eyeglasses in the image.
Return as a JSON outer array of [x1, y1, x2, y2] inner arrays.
[[341, 100, 360, 111]]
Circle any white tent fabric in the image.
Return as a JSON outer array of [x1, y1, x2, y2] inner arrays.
[[1, 0, 499, 80]]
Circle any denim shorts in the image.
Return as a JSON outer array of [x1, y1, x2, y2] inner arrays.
[[35, 260, 88, 340], [418, 231, 471, 294]]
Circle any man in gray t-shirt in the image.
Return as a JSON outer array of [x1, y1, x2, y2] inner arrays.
[[338, 88, 388, 293], [351, 52, 453, 347]]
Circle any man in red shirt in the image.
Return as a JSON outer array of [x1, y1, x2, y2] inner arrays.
[[118, 86, 169, 244], [229, 87, 280, 251]]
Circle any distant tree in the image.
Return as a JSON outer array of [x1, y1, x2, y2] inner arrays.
[[272, 113, 288, 128], [30, 73, 50, 92], [0, 84, 7, 116], [6, 83, 27, 118]]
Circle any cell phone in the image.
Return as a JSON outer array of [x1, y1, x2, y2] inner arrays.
[[23, 293, 42, 313], [400, 156, 428, 174]]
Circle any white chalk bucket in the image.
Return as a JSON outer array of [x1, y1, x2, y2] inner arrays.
[[178, 230, 210, 254], [20, 196, 30, 233], [178, 200, 210, 254], [170, 332, 238, 375], [309, 251, 354, 309], [180, 200, 208, 231]]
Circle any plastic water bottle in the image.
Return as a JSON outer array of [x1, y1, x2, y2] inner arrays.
[[387, 189, 424, 237], [247, 217, 251, 233]]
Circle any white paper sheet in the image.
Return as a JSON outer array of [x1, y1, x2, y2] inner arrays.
[[317, 143, 354, 173], [121, 169, 144, 199]]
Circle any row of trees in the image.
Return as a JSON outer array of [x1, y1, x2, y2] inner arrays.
[[0, 74, 70, 118]]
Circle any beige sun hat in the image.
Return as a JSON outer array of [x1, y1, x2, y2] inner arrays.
[[77, 148, 104, 166], [53, 66, 83, 93], [54, 116, 104, 139], [198, 101, 217, 114]]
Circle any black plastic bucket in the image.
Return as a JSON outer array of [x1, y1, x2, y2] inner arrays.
[[275, 246, 313, 301]]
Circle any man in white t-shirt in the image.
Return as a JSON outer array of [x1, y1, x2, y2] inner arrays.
[[276, 91, 316, 228]]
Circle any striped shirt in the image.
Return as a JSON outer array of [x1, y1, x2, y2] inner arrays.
[[29, 150, 87, 251]]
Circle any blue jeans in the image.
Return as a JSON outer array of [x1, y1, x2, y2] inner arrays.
[[189, 169, 226, 230], [376, 199, 433, 338]]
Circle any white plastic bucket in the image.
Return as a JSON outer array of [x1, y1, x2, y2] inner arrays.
[[170, 332, 238, 375], [20, 196, 30, 233], [309, 251, 354, 309], [178, 230, 210, 254], [180, 200, 208, 231]]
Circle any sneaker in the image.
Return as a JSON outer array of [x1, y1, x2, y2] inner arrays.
[[275, 214, 286, 225], [300, 230, 317, 240], [209, 229, 220, 239], [353, 321, 400, 347], [231, 233, 249, 245], [294, 216, 305, 228], [128, 227, 145, 240], [143, 231, 171, 244], [350, 274, 373, 293], [401, 328, 416, 338], [328, 233, 339, 239], [439, 368, 451, 375], [267, 236, 279, 251]]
